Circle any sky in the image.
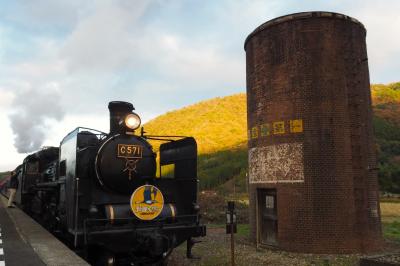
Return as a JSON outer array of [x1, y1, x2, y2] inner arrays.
[[0, 0, 399, 171]]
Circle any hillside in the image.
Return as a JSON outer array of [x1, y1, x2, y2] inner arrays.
[[372, 82, 400, 192], [0, 171, 10, 187], [144, 94, 247, 154], [143, 94, 248, 190], [144, 82, 400, 193]]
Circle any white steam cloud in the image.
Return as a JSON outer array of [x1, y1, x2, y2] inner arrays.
[[9, 85, 65, 153]]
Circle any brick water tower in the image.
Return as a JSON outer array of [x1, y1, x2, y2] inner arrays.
[[245, 12, 382, 253]]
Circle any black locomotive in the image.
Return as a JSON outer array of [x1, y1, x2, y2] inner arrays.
[[8, 101, 206, 265]]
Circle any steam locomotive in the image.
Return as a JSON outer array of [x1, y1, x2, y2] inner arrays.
[[7, 101, 206, 265]]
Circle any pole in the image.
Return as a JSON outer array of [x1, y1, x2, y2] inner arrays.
[[233, 175, 236, 200], [74, 177, 80, 247], [230, 213, 235, 266], [227, 201, 235, 266]]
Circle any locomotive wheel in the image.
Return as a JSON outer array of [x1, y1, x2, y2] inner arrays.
[[87, 245, 116, 266], [131, 258, 168, 266], [129, 253, 170, 266]]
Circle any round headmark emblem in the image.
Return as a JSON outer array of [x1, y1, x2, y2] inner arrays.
[[130, 185, 164, 220]]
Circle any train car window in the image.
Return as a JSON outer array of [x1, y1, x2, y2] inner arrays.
[[160, 163, 175, 178], [26, 161, 39, 174], [59, 160, 66, 177]]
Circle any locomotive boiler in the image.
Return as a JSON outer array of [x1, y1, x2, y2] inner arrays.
[[10, 101, 206, 265]]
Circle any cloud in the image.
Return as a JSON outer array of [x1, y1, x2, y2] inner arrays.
[[0, 89, 14, 110], [8, 84, 65, 153], [353, 1, 400, 82], [60, 0, 244, 85], [60, 0, 150, 73], [132, 33, 244, 90], [53, 0, 248, 117], [0, 0, 83, 34]]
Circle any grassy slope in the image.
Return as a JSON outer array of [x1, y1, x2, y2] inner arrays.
[[144, 94, 247, 154], [371, 82, 400, 193]]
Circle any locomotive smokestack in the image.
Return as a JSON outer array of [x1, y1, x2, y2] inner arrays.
[[108, 101, 134, 134]]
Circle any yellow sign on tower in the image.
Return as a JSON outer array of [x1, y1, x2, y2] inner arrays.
[[290, 119, 303, 133], [130, 185, 164, 220], [273, 121, 285, 134], [251, 126, 258, 139]]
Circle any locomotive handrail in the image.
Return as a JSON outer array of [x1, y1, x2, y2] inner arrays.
[[84, 214, 199, 225], [77, 127, 107, 135], [61, 127, 107, 143], [83, 214, 200, 234], [143, 136, 190, 142]]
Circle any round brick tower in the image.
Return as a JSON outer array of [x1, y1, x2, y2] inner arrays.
[[245, 12, 382, 253]]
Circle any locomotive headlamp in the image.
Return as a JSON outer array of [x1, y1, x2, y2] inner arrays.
[[124, 113, 141, 130]]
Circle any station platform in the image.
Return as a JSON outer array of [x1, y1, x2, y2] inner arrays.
[[0, 196, 88, 266]]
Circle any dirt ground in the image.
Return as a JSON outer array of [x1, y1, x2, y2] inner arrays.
[[167, 227, 399, 266], [166, 192, 400, 266]]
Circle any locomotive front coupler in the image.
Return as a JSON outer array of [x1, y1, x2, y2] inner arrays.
[[130, 230, 174, 262]]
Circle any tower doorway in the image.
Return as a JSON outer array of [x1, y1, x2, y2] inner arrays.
[[258, 189, 278, 245]]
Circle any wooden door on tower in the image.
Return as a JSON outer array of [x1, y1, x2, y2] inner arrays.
[[258, 189, 278, 245]]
